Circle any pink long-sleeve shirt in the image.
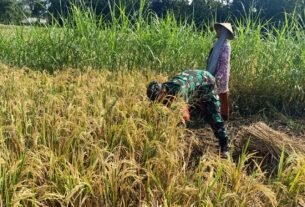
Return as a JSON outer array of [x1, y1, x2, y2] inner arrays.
[[215, 40, 231, 94]]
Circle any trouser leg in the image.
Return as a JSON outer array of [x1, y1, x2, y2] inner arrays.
[[200, 98, 229, 151], [219, 92, 229, 121]]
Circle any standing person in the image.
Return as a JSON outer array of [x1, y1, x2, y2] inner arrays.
[[206, 23, 234, 121], [147, 69, 229, 158]]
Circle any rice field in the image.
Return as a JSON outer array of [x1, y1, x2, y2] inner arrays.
[[0, 4, 305, 207], [0, 64, 303, 206]]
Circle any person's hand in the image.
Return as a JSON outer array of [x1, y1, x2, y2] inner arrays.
[[182, 105, 190, 122], [177, 105, 190, 128]]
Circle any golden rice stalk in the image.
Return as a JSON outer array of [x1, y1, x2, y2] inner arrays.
[[236, 122, 305, 162]]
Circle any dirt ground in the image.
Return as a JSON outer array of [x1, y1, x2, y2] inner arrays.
[[184, 113, 305, 173], [186, 113, 305, 146]]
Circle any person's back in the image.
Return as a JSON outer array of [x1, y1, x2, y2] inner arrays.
[[163, 70, 216, 102]]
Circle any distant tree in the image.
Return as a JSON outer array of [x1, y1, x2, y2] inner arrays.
[[189, 0, 226, 26], [149, 0, 171, 17], [23, 0, 49, 18], [47, 0, 71, 24], [256, 0, 296, 21], [12, 0, 304, 27], [229, 0, 305, 23], [169, 0, 190, 21], [0, 0, 26, 24], [47, 0, 143, 23], [0, 0, 14, 23], [85, 0, 108, 16]]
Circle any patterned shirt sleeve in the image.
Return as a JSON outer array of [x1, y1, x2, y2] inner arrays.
[[215, 41, 231, 94]]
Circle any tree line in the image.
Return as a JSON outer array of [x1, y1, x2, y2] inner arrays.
[[0, 0, 304, 25]]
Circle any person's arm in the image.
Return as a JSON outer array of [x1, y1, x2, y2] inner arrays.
[[182, 104, 190, 122]]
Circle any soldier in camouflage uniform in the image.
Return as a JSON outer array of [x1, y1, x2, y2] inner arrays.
[[147, 69, 229, 157]]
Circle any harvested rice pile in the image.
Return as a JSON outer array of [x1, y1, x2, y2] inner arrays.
[[235, 122, 305, 169]]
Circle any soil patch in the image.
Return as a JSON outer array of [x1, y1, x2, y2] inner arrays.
[[185, 115, 305, 174]]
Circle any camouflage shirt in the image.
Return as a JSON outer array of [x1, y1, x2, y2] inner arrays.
[[163, 70, 217, 102]]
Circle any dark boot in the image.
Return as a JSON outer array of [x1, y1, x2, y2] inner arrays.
[[220, 139, 229, 159]]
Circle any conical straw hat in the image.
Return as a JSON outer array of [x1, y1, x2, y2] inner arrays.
[[214, 23, 234, 40]]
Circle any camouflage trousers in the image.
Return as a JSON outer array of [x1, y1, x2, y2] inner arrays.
[[189, 95, 229, 149]]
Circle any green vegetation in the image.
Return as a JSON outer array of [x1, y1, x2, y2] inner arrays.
[[0, 6, 304, 115]]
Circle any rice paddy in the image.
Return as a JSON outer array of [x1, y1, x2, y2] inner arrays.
[[0, 5, 305, 207]]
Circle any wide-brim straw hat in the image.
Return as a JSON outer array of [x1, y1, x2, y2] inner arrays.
[[214, 23, 234, 40]]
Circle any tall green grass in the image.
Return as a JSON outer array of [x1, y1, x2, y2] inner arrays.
[[0, 5, 304, 115]]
